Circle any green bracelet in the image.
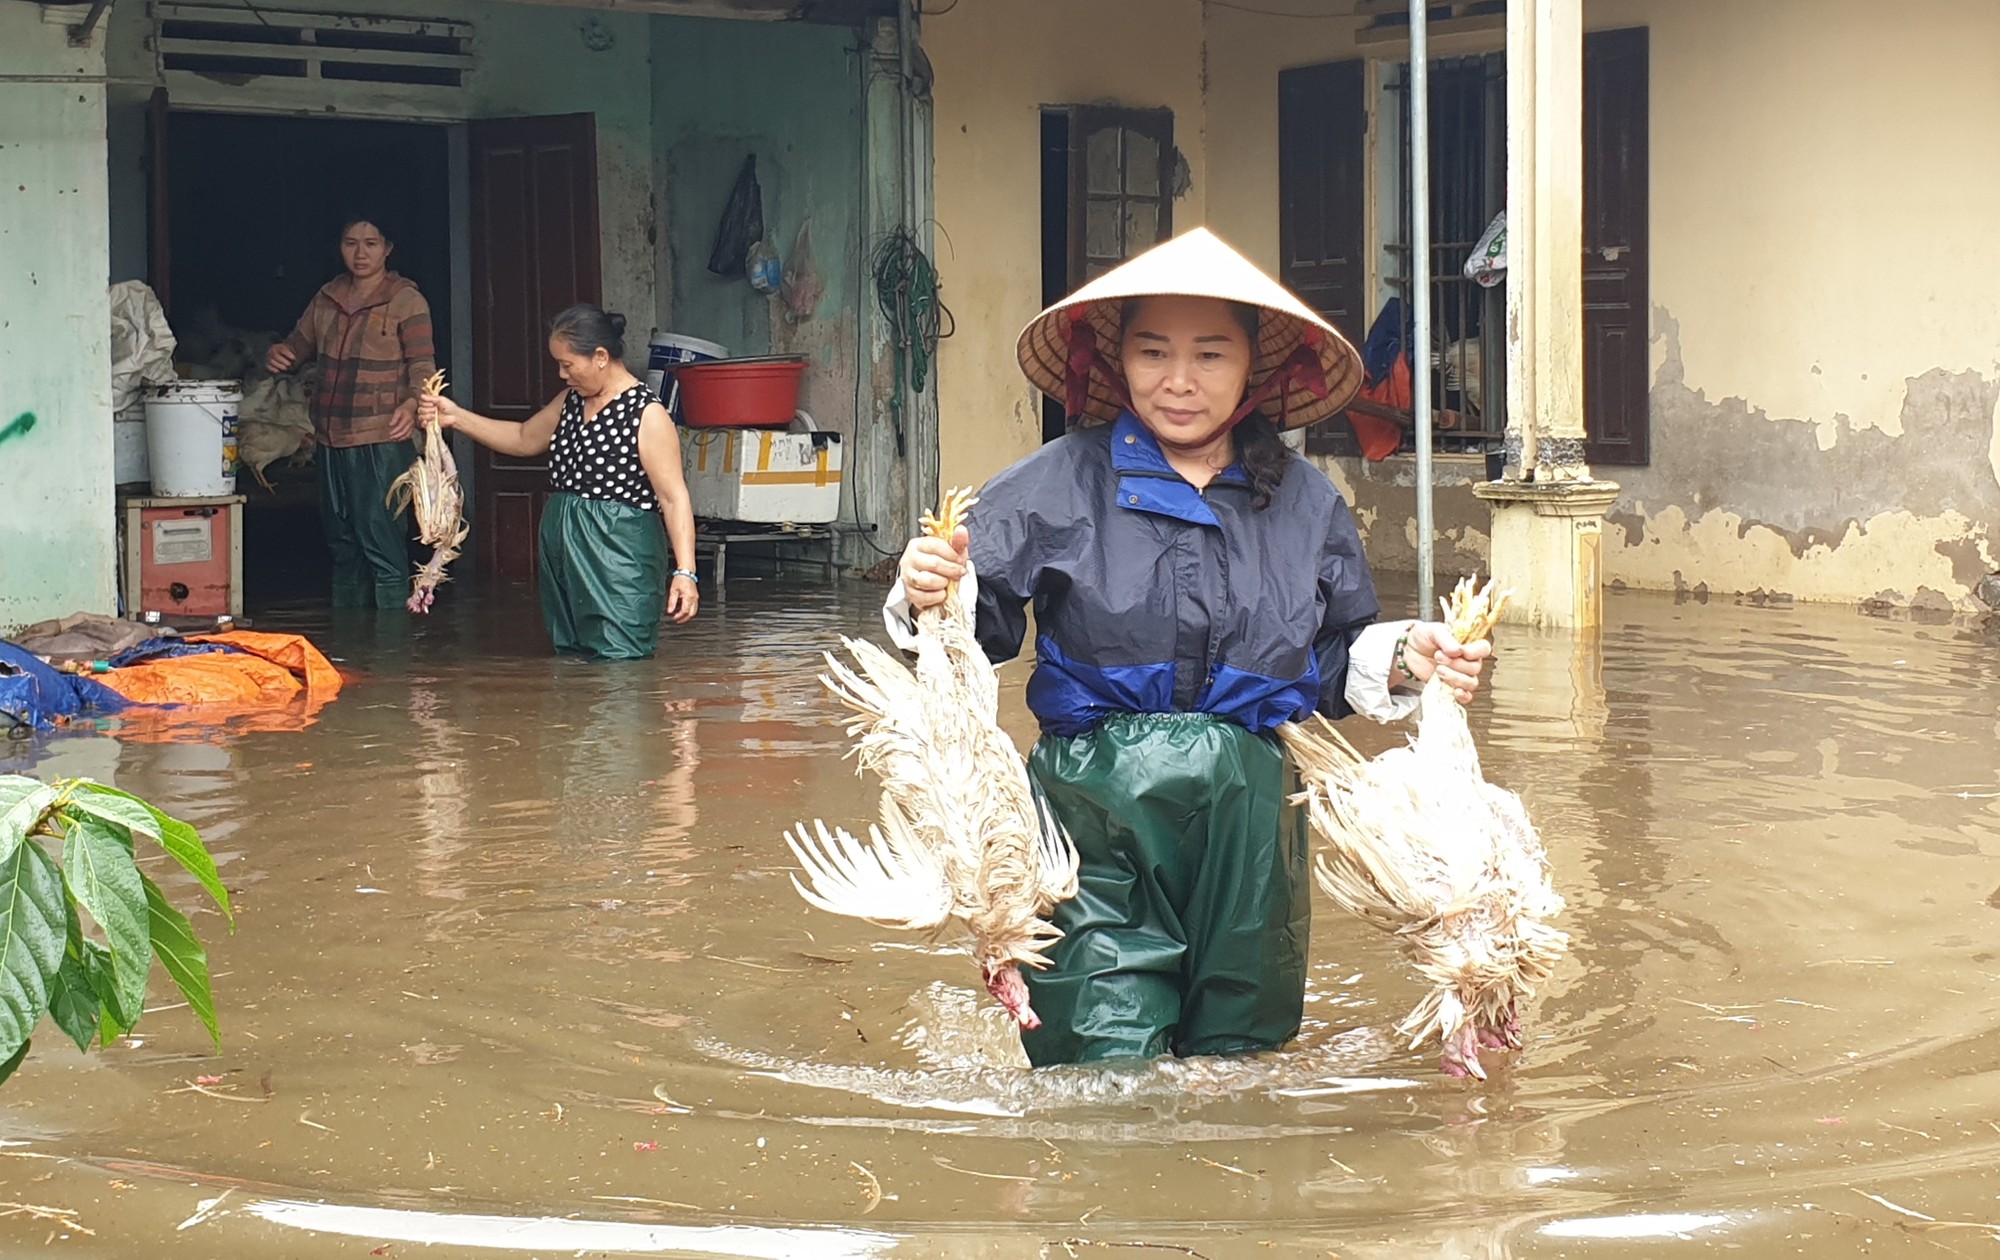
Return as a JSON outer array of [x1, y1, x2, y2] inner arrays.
[[1393, 629, 1417, 683]]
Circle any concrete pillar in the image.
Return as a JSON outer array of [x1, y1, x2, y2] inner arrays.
[[1479, 0, 1618, 627], [1474, 479, 1619, 628]]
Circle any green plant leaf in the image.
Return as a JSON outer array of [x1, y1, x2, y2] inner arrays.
[[76, 786, 232, 927], [0, 839, 67, 1065], [44, 896, 99, 1054], [142, 874, 218, 1049], [0, 778, 57, 864], [47, 953, 102, 1055], [83, 941, 128, 1048], [63, 786, 161, 841], [0, 1038, 29, 1087], [61, 817, 151, 1028]]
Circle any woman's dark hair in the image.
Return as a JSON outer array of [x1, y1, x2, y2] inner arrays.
[[550, 304, 628, 361], [337, 214, 394, 246], [1119, 297, 1292, 510]]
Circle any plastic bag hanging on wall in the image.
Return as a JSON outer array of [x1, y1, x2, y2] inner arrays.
[[1464, 211, 1507, 288], [780, 219, 823, 323], [707, 154, 765, 278]]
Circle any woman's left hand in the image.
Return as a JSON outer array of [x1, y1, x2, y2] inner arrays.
[[667, 574, 700, 624], [1401, 622, 1492, 703]]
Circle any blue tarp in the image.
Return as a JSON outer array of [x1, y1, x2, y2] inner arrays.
[[0, 641, 133, 732], [105, 638, 242, 670]]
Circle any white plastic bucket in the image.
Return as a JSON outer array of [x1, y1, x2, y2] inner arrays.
[[114, 412, 150, 484], [143, 380, 240, 496], [645, 333, 729, 413]]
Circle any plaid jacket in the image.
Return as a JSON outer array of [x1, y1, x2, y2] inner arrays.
[[281, 273, 436, 447]]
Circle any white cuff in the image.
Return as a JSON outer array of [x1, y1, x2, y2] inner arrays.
[[881, 566, 977, 651], [882, 578, 921, 650], [1344, 619, 1421, 722]]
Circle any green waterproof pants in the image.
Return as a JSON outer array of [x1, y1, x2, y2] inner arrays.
[[538, 492, 669, 661], [319, 440, 418, 608], [1020, 713, 1312, 1066]]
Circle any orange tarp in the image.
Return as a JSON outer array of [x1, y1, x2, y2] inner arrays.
[[93, 632, 343, 740]]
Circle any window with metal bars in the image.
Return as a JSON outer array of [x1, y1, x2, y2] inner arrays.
[[1384, 52, 1508, 457]]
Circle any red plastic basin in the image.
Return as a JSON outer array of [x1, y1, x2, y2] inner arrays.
[[676, 356, 806, 428]]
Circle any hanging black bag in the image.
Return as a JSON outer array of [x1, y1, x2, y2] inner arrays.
[[706, 154, 766, 278]]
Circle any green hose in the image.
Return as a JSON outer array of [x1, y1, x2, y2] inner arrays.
[[872, 228, 953, 457]]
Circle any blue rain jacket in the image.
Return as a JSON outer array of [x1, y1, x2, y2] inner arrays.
[[968, 412, 1382, 738]]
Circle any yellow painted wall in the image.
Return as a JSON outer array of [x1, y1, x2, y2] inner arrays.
[[1594, 0, 2000, 610], [1076, 0, 2000, 609], [925, 0, 1207, 493]]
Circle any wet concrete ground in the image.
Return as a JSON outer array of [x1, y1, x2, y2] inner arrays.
[[3, 576, 1999, 1258]]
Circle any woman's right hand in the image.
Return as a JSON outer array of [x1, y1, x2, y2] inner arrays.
[[265, 344, 298, 375], [419, 393, 463, 430], [899, 526, 969, 612]]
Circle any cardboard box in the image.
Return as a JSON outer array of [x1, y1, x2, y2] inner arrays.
[[680, 427, 843, 524]]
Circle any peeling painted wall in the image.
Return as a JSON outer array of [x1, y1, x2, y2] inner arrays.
[[1050, 0, 2000, 611], [1319, 457, 1489, 594], [1611, 311, 1999, 610], [1591, 0, 2000, 611], [0, 6, 117, 628]]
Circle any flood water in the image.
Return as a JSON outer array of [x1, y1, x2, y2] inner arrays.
[[4, 576, 1999, 1258]]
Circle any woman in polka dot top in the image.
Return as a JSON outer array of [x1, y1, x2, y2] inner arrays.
[[420, 304, 700, 659]]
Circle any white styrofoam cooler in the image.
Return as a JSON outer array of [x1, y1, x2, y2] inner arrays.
[[680, 422, 843, 524]]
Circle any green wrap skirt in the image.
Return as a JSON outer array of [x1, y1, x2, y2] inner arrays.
[[1020, 712, 1312, 1066], [537, 492, 668, 661]]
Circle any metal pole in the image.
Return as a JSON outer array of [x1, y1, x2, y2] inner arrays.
[[1409, 0, 1436, 618]]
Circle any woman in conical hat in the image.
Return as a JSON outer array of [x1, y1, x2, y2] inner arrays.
[[888, 227, 1489, 1066]]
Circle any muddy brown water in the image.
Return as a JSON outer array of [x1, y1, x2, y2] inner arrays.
[[3, 580, 1998, 1258]]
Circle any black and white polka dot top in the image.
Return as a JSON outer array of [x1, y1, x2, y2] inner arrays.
[[548, 384, 662, 512]]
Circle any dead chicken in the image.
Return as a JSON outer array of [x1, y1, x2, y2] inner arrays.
[[1279, 576, 1568, 1080], [785, 489, 1081, 1027], [385, 370, 468, 614], [237, 368, 316, 493]]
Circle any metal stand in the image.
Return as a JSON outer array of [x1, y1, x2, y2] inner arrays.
[[694, 522, 838, 589]]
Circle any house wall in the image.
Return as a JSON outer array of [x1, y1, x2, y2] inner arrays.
[[1207, 0, 2000, 610], [927, 0, 2000, 610], [0, 6, 118, 630], [1589, 0, 2000, 611], [924, 0, 1209, 495], [652, 18, 864, 440]]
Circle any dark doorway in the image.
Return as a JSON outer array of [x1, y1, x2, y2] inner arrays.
[[1038, 104, 1175, 444], [163, 110, 452, 607]]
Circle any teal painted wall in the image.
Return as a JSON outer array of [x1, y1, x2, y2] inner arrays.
[[0, 8, 116, 628], [652, 18, 865, 436]]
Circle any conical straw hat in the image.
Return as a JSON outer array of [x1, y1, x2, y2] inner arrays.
[[1016, 226, 1365, 430]]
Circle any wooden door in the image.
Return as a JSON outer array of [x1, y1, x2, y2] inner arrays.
[[469, 113, 602, 581], [1582, 27, 1649, 466], [1279, 59, 1369, 457], [1065, 106, 1175, 288]]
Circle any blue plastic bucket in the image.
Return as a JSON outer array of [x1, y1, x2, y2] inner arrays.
[[646, 333, 729, 418]]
